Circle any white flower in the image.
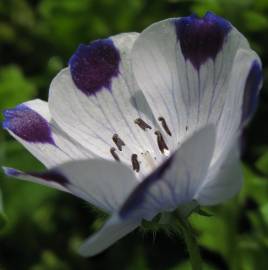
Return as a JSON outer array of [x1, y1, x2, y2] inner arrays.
[[3, 12, 262, 256]]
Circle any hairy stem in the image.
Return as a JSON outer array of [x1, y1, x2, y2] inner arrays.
[[178, 218, 203, 270]]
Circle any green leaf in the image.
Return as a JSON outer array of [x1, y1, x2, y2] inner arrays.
[[255, 150, 268, 175], [30, 250, 70, 270], [260, 203, 268, 226], [170, 260, 217, 270], [0, 65, 36, 111], [241, 165, 268, 206], [0, 189, 7, 229], [190, 214, 227, 255], [243, 11, 268, 31], [193, 206, 214, 217]]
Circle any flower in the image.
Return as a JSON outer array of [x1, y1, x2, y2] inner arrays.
[[2, 12, 262, 257]]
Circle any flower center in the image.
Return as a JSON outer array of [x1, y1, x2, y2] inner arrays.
[[109, 116, 171, 174]]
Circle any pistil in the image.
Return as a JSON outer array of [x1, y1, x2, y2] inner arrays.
[[142, 151, 157, 169]]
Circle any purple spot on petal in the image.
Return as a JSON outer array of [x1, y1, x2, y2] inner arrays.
[[69, 38, 120, 95], [119, 155, 174, 219], [2, 104, 55, 144], [242, 60, 263, 125], [3, 167, 20, 177], [30, 170, 69, 186], [173, 12, 231, 69], [4, 167, 69, 187]]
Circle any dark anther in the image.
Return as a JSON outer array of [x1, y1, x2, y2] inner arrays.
[[185, 125, 189, 131], [158, 117, 172, 136], [134, 118, 152, 131], [155, 130, 169, 154], [110, 147, 120, 161], [112, 134, 125, 151], [131, 154, 140, 172]]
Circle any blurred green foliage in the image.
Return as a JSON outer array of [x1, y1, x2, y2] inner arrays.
[[0, 0, 268, 269]]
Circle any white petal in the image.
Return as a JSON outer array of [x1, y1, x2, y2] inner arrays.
[[4, 159, 138, 213], [79, 215, 139, 257], [119, 125, 216, 221], [3, 166, 69, 193], [213, 49, 262, 162], [3, 99, 93, 168], [49, 33, 163, 177], [131, 13, 250, 147], [194, 142, 242, 205]]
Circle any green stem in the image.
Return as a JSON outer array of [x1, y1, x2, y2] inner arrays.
[[178, 218, 203, 270]]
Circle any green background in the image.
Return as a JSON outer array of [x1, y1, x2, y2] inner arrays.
[[0, 0, 268, 269]]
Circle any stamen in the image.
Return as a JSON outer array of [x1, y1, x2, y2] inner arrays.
[[134, 118, 152, 131], [131, 154, 140, 172], [185, 125, 189, 131], [155, 130, 169, 154], [158, 117, 172, 136], [112, 134, 125, 151], [110, 147, 120, 161]]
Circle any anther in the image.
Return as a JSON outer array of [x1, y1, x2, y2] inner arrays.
[[185, 125, 189, 131], [158, 117, 172, 136], [155, 130, 169, 154], [110, 147, 120, 161], [134, 118, 152, 131], [131, 154, 140, 172], [112, 134, 125, 151]]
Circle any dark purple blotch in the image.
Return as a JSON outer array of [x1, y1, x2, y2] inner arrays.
[[173, 11, 231, 69], [119, 155, 174, 219], [242, 60, 263, 125], [30, 170, 69, 186], [4, 167, 69, 187], [4, 167, 20, 177], [2, 104, 55, 144], [69, 38, 120, 95]]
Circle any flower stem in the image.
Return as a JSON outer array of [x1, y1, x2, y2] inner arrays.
[[178, 218, 203, 270]]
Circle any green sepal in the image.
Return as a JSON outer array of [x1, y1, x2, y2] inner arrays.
[[193, 206, 214, 217]]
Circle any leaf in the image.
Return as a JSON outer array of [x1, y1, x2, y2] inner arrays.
[[170, 260, 217, 270], [241, 165, 268, 206], [255, 150, 268, 175], [190, 214, 227, 255], [243, 11, 268, 31], [0, 65, 36, 111], [30, 250, 70, 270], [0, 188, 7, 229], [260, 203, 268, 226], [193, 206, 214, 217]]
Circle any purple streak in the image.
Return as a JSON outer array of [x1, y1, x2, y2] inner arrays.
[[242, 60, 263, 125], [4, 167, 69, 187]]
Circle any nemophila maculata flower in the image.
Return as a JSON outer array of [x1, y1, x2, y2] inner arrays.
[[2, 12, 262, 257]]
